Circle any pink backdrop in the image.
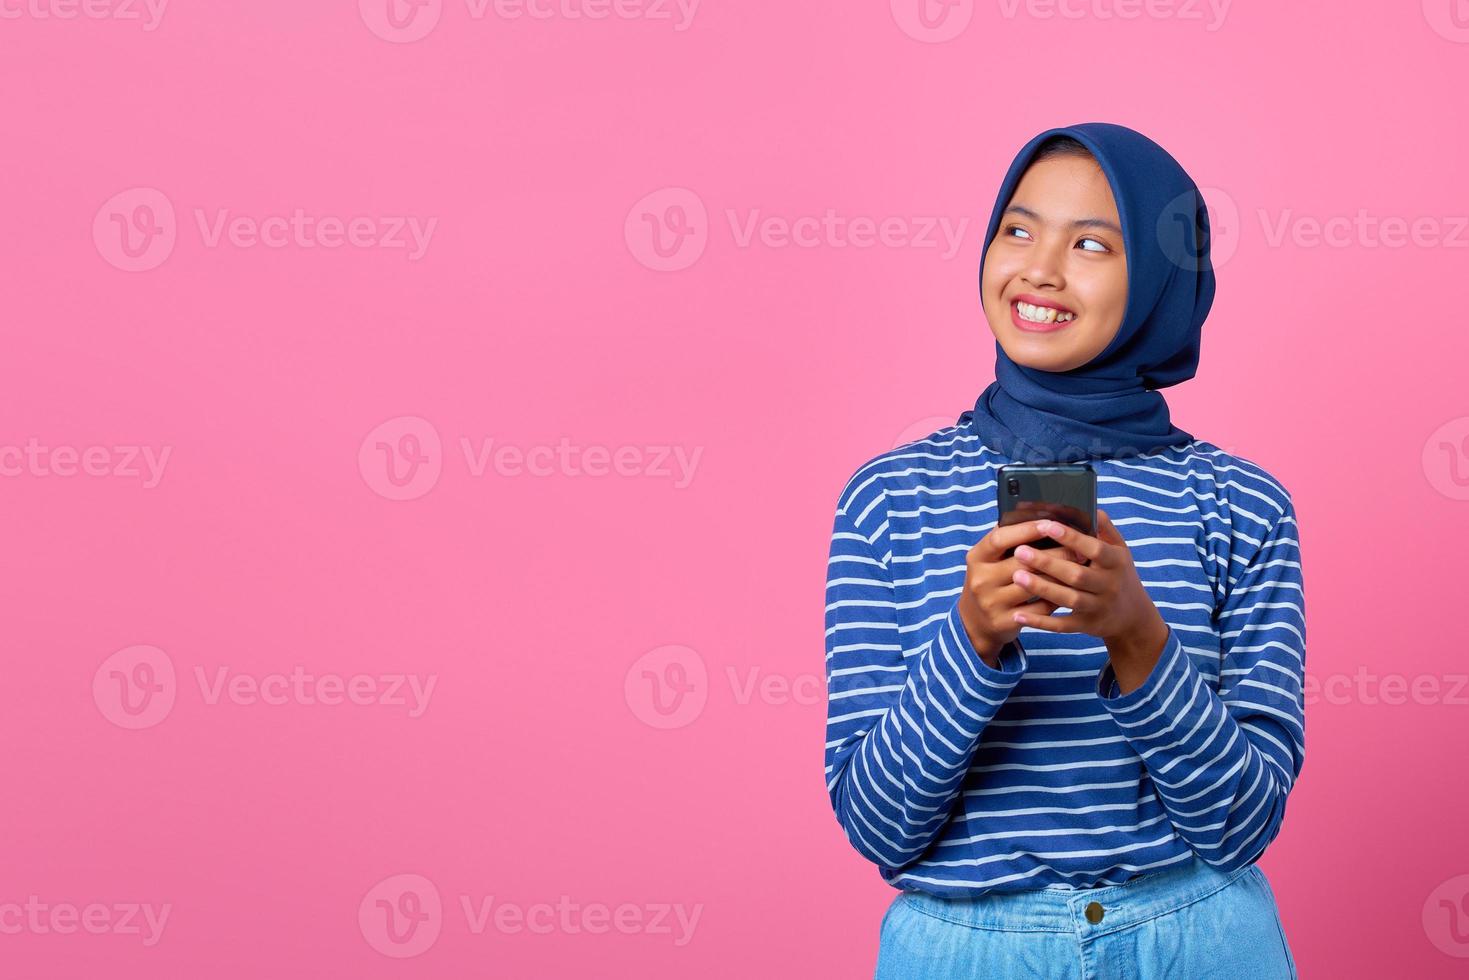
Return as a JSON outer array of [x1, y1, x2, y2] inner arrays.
[[4, 2, 1469, 976]]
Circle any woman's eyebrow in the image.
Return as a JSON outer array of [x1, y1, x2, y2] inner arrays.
[[1003, 204, 1123, 236]]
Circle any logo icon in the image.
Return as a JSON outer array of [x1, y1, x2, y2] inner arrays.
[[893, 415, 961, 451], [359, 416, 443, 501], [1423, 417, 1469, 500], [1423, 873, 1469, 957], [1423, 0, 1469, 42], [94, 188, 177, 272], [93, 645, 177, 729], [624, 645, 708, 729], [359, 873, 443, 958], [1157, 185, 1238, 273], [625, 188, 708, 272], [360, 0, 443, 43], [890, 0, 974, 43]]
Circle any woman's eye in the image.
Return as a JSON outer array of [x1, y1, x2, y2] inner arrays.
[[1078, 238, 1108, 253], [1005, 226, 1032, 240]]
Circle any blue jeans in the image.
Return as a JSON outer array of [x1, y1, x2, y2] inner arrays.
[[874, 856, 1298, 979]]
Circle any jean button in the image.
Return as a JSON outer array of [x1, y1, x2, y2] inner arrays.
[[1084, 901, 1104, 924]]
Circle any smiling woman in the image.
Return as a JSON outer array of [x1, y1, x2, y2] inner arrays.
[[981, 139, 1129, 367], [822, 124, 1303, 979]]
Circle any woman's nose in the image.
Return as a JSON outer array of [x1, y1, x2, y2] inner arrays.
[[1022, 236, 1069, 289], [1023, 239, 1068, 287]]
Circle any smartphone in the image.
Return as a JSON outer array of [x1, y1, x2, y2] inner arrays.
[[996, 463, 1098, 560]]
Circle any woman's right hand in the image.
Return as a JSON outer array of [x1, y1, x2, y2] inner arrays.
[[956, 520, 1070, 669]]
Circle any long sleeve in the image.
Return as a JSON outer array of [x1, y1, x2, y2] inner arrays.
[[823, 485, 1027, 871], [1096, 494, 1306, 872]]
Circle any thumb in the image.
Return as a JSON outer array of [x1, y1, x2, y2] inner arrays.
[[1096, 508, 1126, 546]]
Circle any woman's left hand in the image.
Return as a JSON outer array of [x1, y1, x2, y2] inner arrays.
[[1008, 509, 1165, 648]]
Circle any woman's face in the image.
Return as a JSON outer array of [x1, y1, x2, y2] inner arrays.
[[980, 154, 1128, 373]]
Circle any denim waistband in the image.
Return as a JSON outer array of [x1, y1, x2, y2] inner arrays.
[[896, 855, 1254, 938]]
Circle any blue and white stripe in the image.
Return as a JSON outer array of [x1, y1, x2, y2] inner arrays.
[[823, 416, 1306, 897]]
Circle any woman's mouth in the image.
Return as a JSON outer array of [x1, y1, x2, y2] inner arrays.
[[1009, 296, 1077, 333]]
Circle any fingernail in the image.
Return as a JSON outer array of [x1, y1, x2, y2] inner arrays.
[[1014, 570, 1031, 586], [1016, 545, 1034, 561]]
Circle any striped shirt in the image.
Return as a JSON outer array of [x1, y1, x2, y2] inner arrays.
[[822, 415, 1306, 897]]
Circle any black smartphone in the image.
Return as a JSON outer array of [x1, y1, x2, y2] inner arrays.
[[996, 463, 1098, 560]]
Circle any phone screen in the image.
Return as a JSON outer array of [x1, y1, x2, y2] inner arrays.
[[996, 464, 1097, 556]]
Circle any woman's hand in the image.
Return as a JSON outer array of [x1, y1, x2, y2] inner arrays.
[[956, 519, 1066, 668], [1007, 510, 1168, 661]]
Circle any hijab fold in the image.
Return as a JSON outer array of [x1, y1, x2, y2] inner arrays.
[[966, 122, 1216, 463]]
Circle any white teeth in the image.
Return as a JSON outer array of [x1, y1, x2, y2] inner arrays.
[[1016, 301, 1074, 323]]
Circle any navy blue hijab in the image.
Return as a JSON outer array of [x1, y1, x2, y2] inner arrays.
[[967, 123, 1215, 463]]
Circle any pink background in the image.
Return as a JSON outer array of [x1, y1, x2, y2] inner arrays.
[[4, 1, 1469, 976]]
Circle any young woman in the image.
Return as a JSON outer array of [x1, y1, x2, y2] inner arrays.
[[822, 123, 1304, 978]]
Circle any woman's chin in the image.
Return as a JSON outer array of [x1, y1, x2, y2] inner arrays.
[[998, 340, 1077, 372]]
